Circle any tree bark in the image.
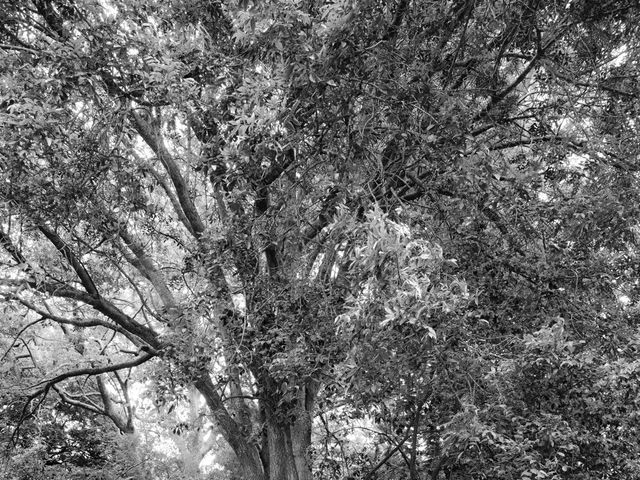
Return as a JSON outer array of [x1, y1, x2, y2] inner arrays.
[[263, 380, 317, 480], [267, 421, 295, 480], [290, 382, 317, 480]]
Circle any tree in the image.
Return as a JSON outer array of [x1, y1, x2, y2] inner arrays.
[[2, 0, 640, 479]]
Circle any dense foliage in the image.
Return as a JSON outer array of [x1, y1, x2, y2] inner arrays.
[[2, 0, 640, 479]]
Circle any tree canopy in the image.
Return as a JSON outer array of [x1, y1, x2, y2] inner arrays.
[[2, 0, 640, 479]]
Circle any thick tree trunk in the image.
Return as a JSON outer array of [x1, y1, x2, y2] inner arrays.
[[267, 421, 297, 480], [235, 443, 268, 480], [290, 417, 313, 480], [290, 382, 317, 480], [264, 381, 317, 480]]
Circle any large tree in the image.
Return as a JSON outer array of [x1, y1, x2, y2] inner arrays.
[[2, 0, 640, 479]]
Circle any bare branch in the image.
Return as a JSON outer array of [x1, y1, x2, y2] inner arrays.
[[486, 134, 570, 152], [0, 43, 40, 54], [383, 0, 410, 42], [301, 187, 342, 244], [472, 19, 572, 124], [362, 430, 413, 480], [261, 148, 296, 186], [194, 372, 263, 470], [552, 69, 639, 98]]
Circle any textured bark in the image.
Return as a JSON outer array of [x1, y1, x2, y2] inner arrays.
[[290, 417, 312, 480], [290, 383, 317, 480], [267, 421, 292, 480], [263, 381, 317, 480]]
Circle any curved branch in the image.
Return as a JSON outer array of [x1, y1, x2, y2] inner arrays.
[[31, 352, 154, 395], [472, 20, 571, 124], [13, 353, 153, 443], [52, 384, 105, 416]]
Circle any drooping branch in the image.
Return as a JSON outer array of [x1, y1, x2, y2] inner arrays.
[[0, 316, 44, 363]]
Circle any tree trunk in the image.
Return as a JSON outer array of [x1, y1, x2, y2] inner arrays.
[[264, 381, 317, 480], [290, 382, 317, 480], [195, 374, 266, 480], [290, 416, 312, 480], [267, 420, 297, 480]]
